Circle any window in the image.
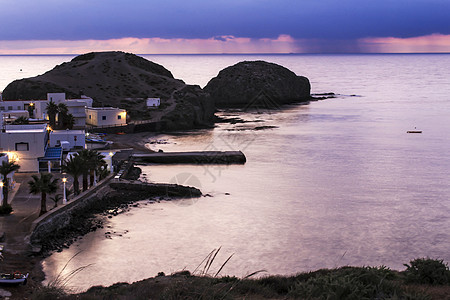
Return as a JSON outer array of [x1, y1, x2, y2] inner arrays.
[[118, 115, 121, 120], [0, 107, 4, 110], [89, 115, 91, 119], [15, 142, 29, 151], [17, 106, 21, 110], [102, 116, 106, 120], [8, 106, 12, 110]]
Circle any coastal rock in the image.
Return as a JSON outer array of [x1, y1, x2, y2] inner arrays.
[[204, 60, 311, 108], [2, 51, 215, 130]]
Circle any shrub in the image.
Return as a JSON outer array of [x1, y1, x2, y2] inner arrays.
[[0, 204, 13, 215], [403, 258, 450, 285], [288, 266, 399, 300]]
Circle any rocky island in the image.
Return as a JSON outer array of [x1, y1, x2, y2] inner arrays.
[[204, 60, 311, 108]]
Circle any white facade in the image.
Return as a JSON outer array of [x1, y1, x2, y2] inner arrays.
[[1, 93, 93, 129], [0, 100, 28, 111], [49, 130, 85, 151], [86, 107, 127, 127], [146, 98, 160, 108], [0, 111, 30, 123], [0, 124, 48, 172]]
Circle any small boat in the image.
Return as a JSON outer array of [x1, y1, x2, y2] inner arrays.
[[0, 272, 28, 285], [407, 127, 422, 133]]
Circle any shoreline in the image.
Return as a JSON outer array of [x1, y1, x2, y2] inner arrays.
[[0, 152, 202, 298]]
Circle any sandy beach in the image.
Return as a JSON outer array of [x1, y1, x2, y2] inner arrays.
[[103, 131, 157, 153]]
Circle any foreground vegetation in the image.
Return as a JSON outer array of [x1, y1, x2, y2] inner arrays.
[[32, 258, 450, 300]]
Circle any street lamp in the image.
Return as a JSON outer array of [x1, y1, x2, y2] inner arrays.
[[109, 152, 114, 173], [0, 182, 3, 204], [62, 177, 67, 204]]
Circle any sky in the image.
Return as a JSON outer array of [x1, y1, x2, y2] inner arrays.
[[0, 0, 450, 54]]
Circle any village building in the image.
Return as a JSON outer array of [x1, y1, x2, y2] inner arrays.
[[34, 93, 93, 129], [0, 123, 49, 172], [146, 97, 160, 108], [86, 107, 127, 127], [49, 129, 85, 151], [0, 93, 93, 129]]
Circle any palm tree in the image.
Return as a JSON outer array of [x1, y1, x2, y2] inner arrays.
[[50, 194, 62, 208], [57, 103, 69, 129], [12, 116, 29, 125], [89, 152, 106, 187], [66, 113, 75, 129], [46, 100, 59, 128], [28, 173, 59, 216], [0, 161, 20, 208], [62, 154, 83, 195], [77, 149, 93, 191]]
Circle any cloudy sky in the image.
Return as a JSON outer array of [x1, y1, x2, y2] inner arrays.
[[0, 0, 449, 54]]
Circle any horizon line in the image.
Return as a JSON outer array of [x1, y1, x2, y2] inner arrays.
[[1, 52, 450, 56]]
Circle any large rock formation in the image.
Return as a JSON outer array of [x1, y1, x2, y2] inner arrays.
[[2, 51, 214, 130], [204, 61, 311, 108]]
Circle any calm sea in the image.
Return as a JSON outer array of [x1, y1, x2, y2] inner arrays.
[[2, 54, 450, 292]]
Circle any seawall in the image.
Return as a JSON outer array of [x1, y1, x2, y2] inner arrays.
[[28, 178, 202, 248], [29, 173, 116, 246], [133, 151, 246, 164]]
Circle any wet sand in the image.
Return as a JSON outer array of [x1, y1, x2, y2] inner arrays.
[[103, 132, 157, 153]]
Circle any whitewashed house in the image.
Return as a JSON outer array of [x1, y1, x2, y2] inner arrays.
[[86, 107, 127, 127], [0, 111, 30, 124], [34, 93, 93, 129], [0, 100, 38, 119], [146, 98, 160, 108], [1, 93, 93, 129], [0, 124, 49, 172], [49, 130, 85, 151]]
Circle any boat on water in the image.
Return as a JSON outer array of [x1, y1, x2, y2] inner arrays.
[[407, 127, 422, 133], [0, 272, 28, 285]]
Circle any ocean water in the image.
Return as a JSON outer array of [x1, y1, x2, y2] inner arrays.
[[2, 54, 450, 292]]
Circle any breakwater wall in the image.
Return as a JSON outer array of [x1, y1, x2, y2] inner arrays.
[[109, 182, 202, 198], [29, 173, 116, 246], [29, 178, 202, 247], [133, 151, 246, 164]]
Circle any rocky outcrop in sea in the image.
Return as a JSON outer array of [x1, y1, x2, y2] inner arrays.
[[204, 60, 311, 108]]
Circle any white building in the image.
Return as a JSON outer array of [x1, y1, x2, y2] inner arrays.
[[34, 93, 93, 129], [146, 98, 160, 108], [49, 130, 85, 151], [0, 124, 49, 172], [86, 107, 127, 127], [0, 93, 93, 129], [0, 111, 30, 123]]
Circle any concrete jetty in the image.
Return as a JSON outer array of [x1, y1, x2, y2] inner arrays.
[[133, 151, 246, 164]]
